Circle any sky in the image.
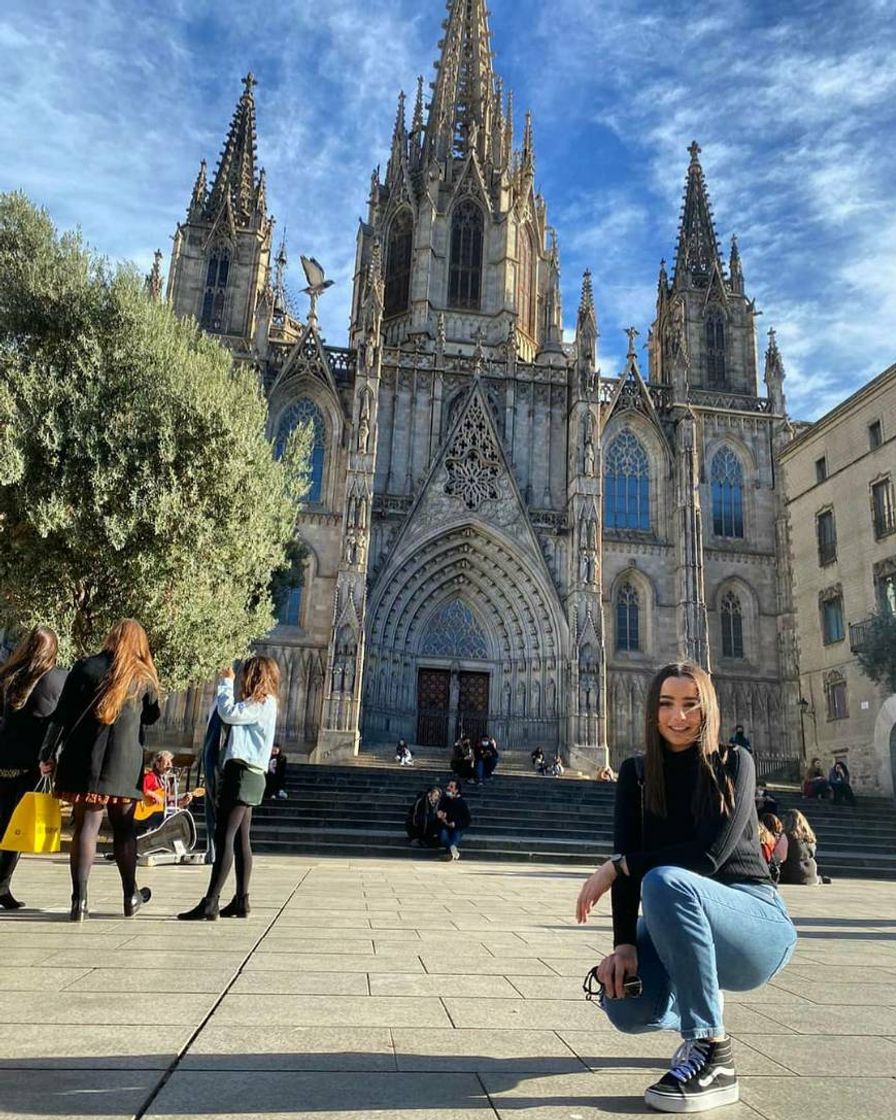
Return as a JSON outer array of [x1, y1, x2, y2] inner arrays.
[[1, 0, 895, 420]]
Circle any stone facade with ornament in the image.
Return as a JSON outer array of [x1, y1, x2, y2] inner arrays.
[[159, 1, 802, 771]]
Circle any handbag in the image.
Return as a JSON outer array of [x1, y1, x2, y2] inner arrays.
[[0, 777, 62, 853]]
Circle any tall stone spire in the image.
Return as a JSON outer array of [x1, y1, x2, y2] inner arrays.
[[576, 270, 598, 373], [672, 141, 724, 288], [764, 327, 787, 415], [424, 0, 497, 164], [207, 72, 262, 225]]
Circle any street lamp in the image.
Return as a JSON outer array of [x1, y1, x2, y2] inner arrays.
[[798, 697, 810, 765]]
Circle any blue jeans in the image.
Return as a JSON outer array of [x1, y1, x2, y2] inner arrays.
[[439, 827, 464, 849], [602, 866, 797, 1041]]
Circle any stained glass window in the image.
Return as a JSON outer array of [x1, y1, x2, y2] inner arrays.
[[518, 227, 535, 338], [277, 585, 303, 627], [384, 209, 413, 317], [421, 600, 489, 660], [616, 583, 640, 652], [448, 201, 483, 310], [604, 430, 650, 531], [711, 448, 744, 538], [275, 398, 326, 503], [720, 591, 744, 658]]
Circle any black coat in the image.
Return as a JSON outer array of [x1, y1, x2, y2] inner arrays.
[[779, 835, 819, 885], [0, 668, 67, 771], [49, 652, 161, 799], [438, 793, 471, 831]]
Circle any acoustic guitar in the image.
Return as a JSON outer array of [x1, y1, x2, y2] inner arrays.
[[135, 786, 204, 823]]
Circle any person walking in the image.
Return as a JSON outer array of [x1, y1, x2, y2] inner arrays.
[[40, 619, 161, 921], [575, 660, 796, 1113], [178, 655, 279, 921], [0, 627, 67, 910]]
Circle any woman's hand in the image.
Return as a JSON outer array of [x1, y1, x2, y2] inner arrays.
[[596, 944, 639, 999], [575, 860, 617, 923], [220, 665, 235, 681], [39, 760, 55, 775]]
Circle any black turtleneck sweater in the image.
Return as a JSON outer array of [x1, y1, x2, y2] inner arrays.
[[610, 744, 770, 947]]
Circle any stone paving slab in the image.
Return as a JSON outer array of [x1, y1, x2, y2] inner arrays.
[[2, 854, 896, 1120]]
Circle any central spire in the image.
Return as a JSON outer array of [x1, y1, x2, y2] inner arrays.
[[425, 0, 496, 164], [207, 72, 262, 225], [672, 140, 724, 287]]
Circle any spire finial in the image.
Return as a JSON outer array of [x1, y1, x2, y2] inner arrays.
[[145, 249, 164, 302], [411, 75, 425, 134], [688, 139, 701, 165], [578, 269, 595, 317]]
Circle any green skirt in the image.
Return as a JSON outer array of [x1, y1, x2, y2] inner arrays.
[[218, 760, 266, 808]]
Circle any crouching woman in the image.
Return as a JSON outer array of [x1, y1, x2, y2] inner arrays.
[[575, 662, 796, 1114]]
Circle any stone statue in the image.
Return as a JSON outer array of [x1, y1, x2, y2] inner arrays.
[[583, 410, 595, 476]]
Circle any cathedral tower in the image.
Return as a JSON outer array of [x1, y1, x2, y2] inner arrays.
[[650, 142, 758, 396], [166, 74, 273, 360], [350, 0, 563, 365]]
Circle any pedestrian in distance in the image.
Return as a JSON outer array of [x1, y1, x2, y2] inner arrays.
[[576, 660, 796, 1114], [802, 757, 832, 800], [827, 759, 855, 805], [0, 626, 67, 910], [179, 655, 280, 921], [436, 778, 471, 861], [405, 786, 442, 848], [395, 739, 414, 766], [265, 742, 289, 800], [40, 619, 161, 921], [531, 747, 546, 774], [728, 724, 752, 754]]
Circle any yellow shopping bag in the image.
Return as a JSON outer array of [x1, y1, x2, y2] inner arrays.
[[0, 783, 62, 854]]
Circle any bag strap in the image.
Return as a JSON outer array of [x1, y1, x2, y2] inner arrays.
[[42, 688, 100, 764], [633, 753, 646, 842]]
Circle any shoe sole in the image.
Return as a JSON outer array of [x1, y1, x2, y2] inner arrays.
[[644, 1083, 739, 1113]]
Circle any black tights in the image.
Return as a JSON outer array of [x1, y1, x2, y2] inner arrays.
[[70, 801, 137, 898], [206, 801, 253, 903]]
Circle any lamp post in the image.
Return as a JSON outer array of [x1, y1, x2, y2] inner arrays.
[[798, 697, 810, 766]]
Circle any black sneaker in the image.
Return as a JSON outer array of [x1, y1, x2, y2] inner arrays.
[[644, 1037, 738, 1113]]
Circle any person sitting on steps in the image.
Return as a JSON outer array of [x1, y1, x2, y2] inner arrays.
[[436, 778, 471, 861], [265, 743, 288, 800], [405, 786, 442, 849], [395, 739, 414, 766], [827, 760, 855, 805], [531, 747, 547, 774]]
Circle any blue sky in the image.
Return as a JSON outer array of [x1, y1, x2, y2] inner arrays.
[[2, 0, 894, 420]]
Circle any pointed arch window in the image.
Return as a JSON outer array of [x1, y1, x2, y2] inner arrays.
[[384, 209, 413, 317], [711, 447, 744, 538], [518, 226, 536, 339], [705, 307, 726, 385], [720, 591, 744, 659], [201, 248, 230, 332], [616, 583, 640, 652], [604, 429, 650, 531], [277, 584, 303, 627], [448, 200, 484, 310], [274, 398, 326, 504]]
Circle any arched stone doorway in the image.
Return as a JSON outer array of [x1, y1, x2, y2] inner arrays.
[[362, 523, 568, 753]]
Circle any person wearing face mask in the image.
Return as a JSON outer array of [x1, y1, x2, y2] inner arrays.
[[435, 778, 471, 861], [575, 661, 797, 1114]]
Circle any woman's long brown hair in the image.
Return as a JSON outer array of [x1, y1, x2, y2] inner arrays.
[[784, 808, 816, 845], [240, 655, 280, 704], [95, 620, 160, 725], [643, 661, 735, 818], [0, 627, 58, 711]]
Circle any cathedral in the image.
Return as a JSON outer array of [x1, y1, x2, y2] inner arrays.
[[160, 0, 802, 770]]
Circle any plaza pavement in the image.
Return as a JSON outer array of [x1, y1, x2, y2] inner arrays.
[[1, 853, 896, 1120]]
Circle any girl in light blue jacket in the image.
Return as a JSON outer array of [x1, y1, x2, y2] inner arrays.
[[179, 655, 280, 921]]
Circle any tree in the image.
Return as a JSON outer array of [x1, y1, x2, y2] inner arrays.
[[0, 192, 312, 689], [854, 612, 896, 695]]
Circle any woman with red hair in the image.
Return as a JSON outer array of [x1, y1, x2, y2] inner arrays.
[[41, 620, 160, 920]]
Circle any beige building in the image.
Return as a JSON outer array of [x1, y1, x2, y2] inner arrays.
[[779, 362, 896, 795]]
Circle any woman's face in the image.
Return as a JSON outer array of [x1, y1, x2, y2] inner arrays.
[[657, 675, 702, 751]]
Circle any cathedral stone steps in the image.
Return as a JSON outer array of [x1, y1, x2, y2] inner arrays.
[[229, 762, 896, 877]]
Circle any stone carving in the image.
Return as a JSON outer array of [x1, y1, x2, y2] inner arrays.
[[420, 599, 489, 659], [444, 394, 502, 510], [357, 389, 372, 453], [583, 410, 595, 477]]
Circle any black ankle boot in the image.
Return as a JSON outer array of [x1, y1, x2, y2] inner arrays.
[[177, 897, 219, 921], [70, 892, 88, 922], [0, 891, 25, 910], [123, 887, 152, 917], [219, 894, 250, 918]]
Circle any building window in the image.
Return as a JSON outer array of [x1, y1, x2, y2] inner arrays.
[[604, 429, 650, 531], [876, 567, 896, 615], [277, 585, 303, 627], [816, 509, 836, 566], [720, 591, 744, 658], [710, 447, 745, 538], [871, 478, 895, 539], [824, 671, 848, 720], [201, 248, 230, 332], [384, 209, 413, 317], [518, 227, 536, 339], [815, 457, 827, 483], [820, 594, 845, 644], [869, 420, 883, 450], [705, 308, 726, 386], [615, 582, 640, 652], [448, 200, 484, 310], [274, 398, 326, 503]]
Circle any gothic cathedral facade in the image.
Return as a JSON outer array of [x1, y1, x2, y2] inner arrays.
[[162, 1, 801, 768]]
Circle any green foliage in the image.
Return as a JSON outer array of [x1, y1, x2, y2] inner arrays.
[[0, 192, 310, 689], [854, 611, 896, 695]]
